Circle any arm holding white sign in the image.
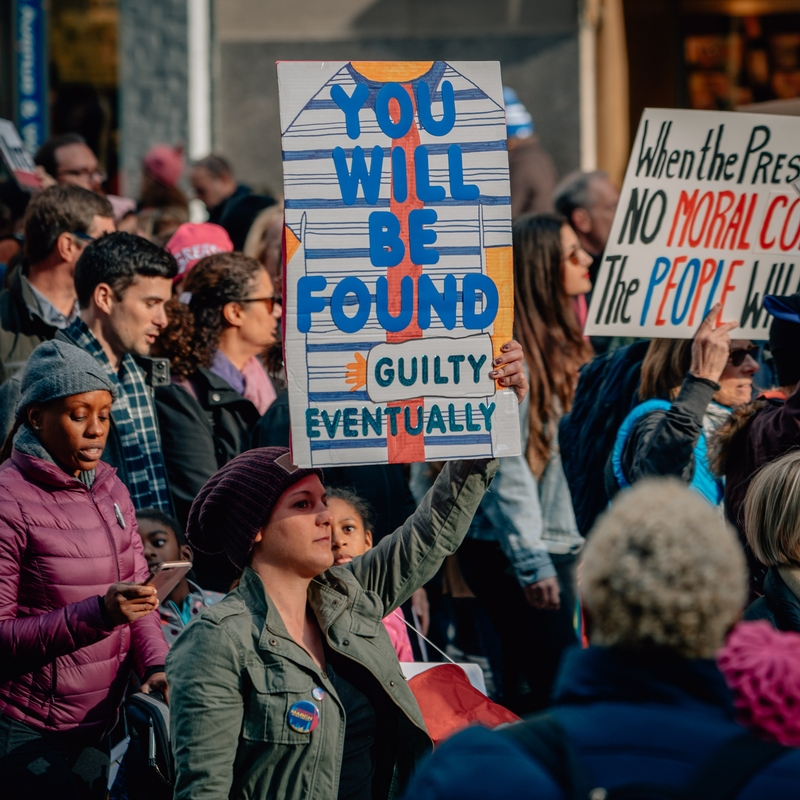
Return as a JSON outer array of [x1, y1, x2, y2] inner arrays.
[[607, 305, 758, 505]]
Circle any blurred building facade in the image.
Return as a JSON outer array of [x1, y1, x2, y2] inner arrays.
[[1, 1, 799, 197]]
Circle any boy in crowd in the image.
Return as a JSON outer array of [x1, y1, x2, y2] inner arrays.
[[136, 508, 223, 644]]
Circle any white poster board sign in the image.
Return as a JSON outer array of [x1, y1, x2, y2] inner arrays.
[[277, 61, 520, 468], [586, 108, 800, 339]]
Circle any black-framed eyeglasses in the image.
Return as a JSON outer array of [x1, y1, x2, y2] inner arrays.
[[69, 231, 96, 243], [239, 295, 282, 314], [58, 167, 108, 183], [728, 345, 760, 366]]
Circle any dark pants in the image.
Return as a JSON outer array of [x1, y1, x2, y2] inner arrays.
[[0, 714, 110, 800], [458, 540, 579, 715]]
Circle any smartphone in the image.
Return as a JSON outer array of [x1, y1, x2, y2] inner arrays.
[[143, 561, 192, 599]]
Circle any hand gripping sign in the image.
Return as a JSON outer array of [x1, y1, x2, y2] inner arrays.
[[586, 107, 800, 340], [277, 61, 520, 468]]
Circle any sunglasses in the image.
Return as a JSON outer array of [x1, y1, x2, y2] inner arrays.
[[239, 295, 282, 315], [728, 345, 760, 366]]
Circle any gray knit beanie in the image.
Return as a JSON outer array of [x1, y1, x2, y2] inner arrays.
[[15, 340, 118, 418]]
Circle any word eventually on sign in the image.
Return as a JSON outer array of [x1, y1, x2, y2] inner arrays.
[[277, 61, 520, 468], [585, 108, 800, 339]]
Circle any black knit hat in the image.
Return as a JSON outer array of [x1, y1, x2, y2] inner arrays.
[[765, 294, 800, 388], [186, 447, 323, 571]]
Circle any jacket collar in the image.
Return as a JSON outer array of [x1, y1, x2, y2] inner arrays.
[[764, 567, 800, 631], [10, 447, 116, 491], [552, 646, 735, 719], [237, 566, 349, 646]]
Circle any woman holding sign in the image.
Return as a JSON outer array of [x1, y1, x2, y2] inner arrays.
[[607, 305, 758, 505], [166, 342, 527, 800]]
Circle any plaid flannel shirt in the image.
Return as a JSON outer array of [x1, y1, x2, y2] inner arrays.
[[61, 318, 172, 512]]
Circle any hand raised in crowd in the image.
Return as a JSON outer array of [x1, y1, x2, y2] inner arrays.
[[492, 339, 529, 405], [690, 304, 738, 385], [104, 582, 159, 625], [524, 576, 561, 611]]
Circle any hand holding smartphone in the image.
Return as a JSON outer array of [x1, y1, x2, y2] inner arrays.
[[143, 561, 192, 599]]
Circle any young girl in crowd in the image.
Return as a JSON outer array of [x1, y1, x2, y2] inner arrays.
[[0, 341, 168, 800], [136, 508, 223, 645], [327, 487, 414, 662]]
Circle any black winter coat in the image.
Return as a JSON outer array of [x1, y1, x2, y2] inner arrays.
[[155, 367, 261, 529], [744, 568, 800, 632]]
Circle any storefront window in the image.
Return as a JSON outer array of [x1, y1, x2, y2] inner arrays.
[[49, 0, 119, 190], [683, 12, 800, 109]]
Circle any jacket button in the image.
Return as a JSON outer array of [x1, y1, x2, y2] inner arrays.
[[211, 392, 221, 402], [269, 638, 278, 646], [390, 681, 395, 687], [342, 639, 349, 646]]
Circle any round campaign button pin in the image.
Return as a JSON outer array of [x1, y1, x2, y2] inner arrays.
[[287, 700, 320, 734], [312, 687, 325, 701]]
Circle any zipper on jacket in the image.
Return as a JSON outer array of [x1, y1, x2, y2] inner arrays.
[[91, 483, 125, 669]]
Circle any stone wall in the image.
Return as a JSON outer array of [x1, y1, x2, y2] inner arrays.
[[118, 0, 188, 196]]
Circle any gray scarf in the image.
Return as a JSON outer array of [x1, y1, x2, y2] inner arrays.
[[14, 424, 96, 487]]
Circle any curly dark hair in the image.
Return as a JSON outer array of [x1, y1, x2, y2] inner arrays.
[[325, 486, 374, 534], [154, 252, 267, 380]]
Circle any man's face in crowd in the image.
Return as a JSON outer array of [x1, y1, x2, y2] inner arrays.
[[583, 176, 620, 255], [54, 143, 105, 194], [107, 275, 172, 357], [190, 166, 236, 211]]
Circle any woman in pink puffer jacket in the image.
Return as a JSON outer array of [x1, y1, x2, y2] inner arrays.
[[0, 341, 169, 800]]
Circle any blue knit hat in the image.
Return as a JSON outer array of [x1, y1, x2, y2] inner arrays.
[[15, 340, 118, 418], [504, 87, 534, 139]]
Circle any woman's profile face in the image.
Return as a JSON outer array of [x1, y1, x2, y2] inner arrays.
[[236, 269, 280, 351], [252, 474, 334, 578], [27, 390, 113, 476], [560, 223, 593, 297]]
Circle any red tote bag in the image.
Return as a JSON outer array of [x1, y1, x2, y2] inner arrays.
[[407, 663, 520, 747]]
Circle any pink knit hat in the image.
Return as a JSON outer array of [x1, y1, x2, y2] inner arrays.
[[717, 620, 800, 746], [165, 222, 234, 282], [143, 143, 184, 188]]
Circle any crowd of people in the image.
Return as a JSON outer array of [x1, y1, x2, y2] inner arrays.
[[4, 90, 800, 800]]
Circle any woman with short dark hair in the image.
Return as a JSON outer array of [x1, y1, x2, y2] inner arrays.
[[607, 310, 759, 506]]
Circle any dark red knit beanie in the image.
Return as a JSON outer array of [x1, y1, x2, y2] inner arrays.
[[186, 447, 323, 571]]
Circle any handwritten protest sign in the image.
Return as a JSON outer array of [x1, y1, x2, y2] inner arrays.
[[585, 108, 800, 339], [277, 61, 519, 468], [0, 119, 41, 191]]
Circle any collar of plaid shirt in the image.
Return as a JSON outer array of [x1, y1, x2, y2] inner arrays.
[[58, 318, 172, 512]]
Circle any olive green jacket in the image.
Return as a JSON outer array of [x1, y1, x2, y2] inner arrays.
[[167, 458, 497, 800]]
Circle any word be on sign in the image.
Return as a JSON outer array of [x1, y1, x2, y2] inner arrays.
[[585, 108, 800, 339], [278, 61, 520, 468]]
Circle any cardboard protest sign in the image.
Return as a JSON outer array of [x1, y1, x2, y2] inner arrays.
[[586, 108, 800, 339], [0, 119, 41, 191], [277, 61, 519, 468]]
